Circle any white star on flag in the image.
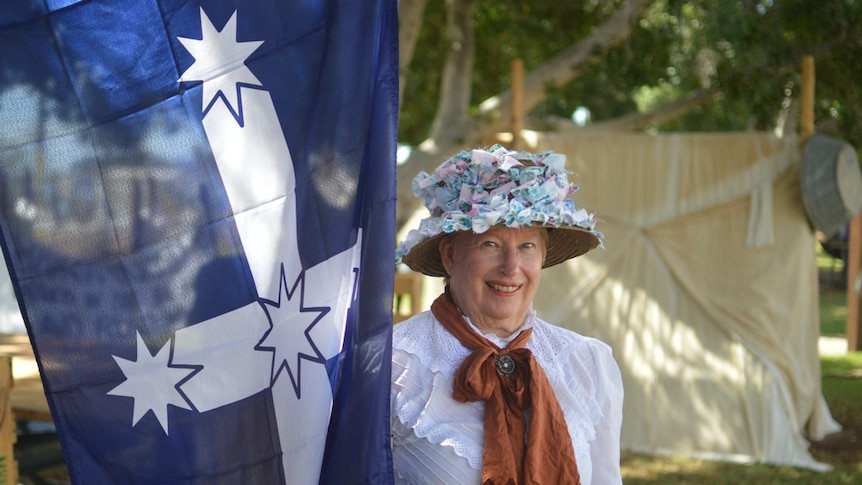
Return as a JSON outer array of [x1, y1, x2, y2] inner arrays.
[[108, 332, 194, 434], [178, 8, 263, 115], [257, 266, 328, 398]]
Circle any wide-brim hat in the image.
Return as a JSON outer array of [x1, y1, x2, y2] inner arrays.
[[396, 144, 603, 277]]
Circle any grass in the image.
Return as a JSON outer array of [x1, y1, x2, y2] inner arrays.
[[619, 244, 862, 484], [822, 290, 849, 336], [821, 353, 862, 428], [819, 243, 850, 335], [621, 452, 862, 484]]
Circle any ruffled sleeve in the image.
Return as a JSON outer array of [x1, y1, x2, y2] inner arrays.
[[390, 312, 485, 484], [582, 338, 624, 484]]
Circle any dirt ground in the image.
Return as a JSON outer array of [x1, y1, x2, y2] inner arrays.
[[810, 424, 862, 468]]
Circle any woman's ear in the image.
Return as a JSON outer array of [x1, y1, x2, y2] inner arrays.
[[438, 236, 454, 277]]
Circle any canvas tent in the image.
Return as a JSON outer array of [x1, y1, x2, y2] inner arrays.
[[525, 131, 842, 469]]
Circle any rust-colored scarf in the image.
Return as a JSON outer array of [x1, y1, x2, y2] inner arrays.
[[431, 290, 581, 485]]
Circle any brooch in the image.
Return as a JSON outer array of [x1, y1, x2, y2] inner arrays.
[[495, 354, 516, 376]]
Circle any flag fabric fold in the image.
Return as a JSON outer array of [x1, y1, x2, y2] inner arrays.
[[0, 0, 397, 483]]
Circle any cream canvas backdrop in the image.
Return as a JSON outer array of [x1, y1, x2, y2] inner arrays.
[[528, 131, 841, 469]]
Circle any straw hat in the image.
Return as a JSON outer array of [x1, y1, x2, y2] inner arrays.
[[396, 144, 602, 277]]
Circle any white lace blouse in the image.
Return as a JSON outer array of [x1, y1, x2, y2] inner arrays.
[[390, 309, 624, 485]]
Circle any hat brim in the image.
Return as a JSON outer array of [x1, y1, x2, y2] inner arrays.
[[400, 226, 600, 277]]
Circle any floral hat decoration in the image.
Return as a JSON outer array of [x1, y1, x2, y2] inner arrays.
[[396, 144, 603, 277]]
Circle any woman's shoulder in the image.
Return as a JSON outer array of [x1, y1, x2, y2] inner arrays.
[[531, 316, 615, 359], [392, 311, 472, 375], [530, 316, 622, 395], [392, 311, 435, 347]]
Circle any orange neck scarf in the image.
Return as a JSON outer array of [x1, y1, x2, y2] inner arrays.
[[431, 289, 581, 485]]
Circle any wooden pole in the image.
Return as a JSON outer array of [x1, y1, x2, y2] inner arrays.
[[800, 55, 815, 142], [510, 59, 525, 150], [849, 216, 862, 351], [0, 358, 18, 485]]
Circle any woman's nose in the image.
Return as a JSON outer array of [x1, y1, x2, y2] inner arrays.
[[500, 247, 519, 275]]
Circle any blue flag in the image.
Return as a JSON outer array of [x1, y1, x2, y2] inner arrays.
[[0, 1, 397, 483]]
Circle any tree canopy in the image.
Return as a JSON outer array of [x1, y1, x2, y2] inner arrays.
[[397, 0, 862, 228]]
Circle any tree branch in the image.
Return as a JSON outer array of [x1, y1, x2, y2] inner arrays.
[[585, 87, 720, 131], [475, 0, 658, 131]]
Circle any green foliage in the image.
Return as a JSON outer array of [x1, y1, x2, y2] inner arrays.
[[401, 0, 862, 150], [400, 0, 670, 143]]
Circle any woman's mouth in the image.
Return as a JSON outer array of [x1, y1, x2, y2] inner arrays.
[[488, 282, 519, 293]]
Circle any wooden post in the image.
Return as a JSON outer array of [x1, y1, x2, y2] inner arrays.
[[393, 272, 423, 323], [0, 358, 17, 485], [849, 216, 862, 351], [510, 59, 525, 150], [800, 55, 815, 142]]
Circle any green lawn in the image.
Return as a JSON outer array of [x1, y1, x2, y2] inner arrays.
[[818, 242, 850, 336], [621, 451, 862, 485], [821, 353, 862, 429], [822, 290, 849, 336]]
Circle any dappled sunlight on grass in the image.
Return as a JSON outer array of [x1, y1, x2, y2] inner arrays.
[[817, 242, 850, 336], [821, 352, 862, 429], [821, 290, 849, 336], [621, 451, 861, 484]]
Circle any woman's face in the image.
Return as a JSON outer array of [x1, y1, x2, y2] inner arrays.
[[439, 227, 546, 337]]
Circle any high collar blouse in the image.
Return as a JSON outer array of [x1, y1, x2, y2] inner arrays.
[[390, 309, 624, 485]]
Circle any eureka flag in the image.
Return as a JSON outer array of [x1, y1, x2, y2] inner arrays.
[[0, 0, 397, 483]]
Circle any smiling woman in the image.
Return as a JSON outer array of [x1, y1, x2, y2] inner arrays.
[[391, 145, 623, 485]]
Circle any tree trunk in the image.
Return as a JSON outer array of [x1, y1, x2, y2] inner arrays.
[[396, 0, 476, 232], [425, 0, 476, 143], [397, 0, 428, 106]]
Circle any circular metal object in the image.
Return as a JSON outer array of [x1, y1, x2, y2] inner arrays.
[[495, 354, 516, 376], [800, 134, 862, 237]]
